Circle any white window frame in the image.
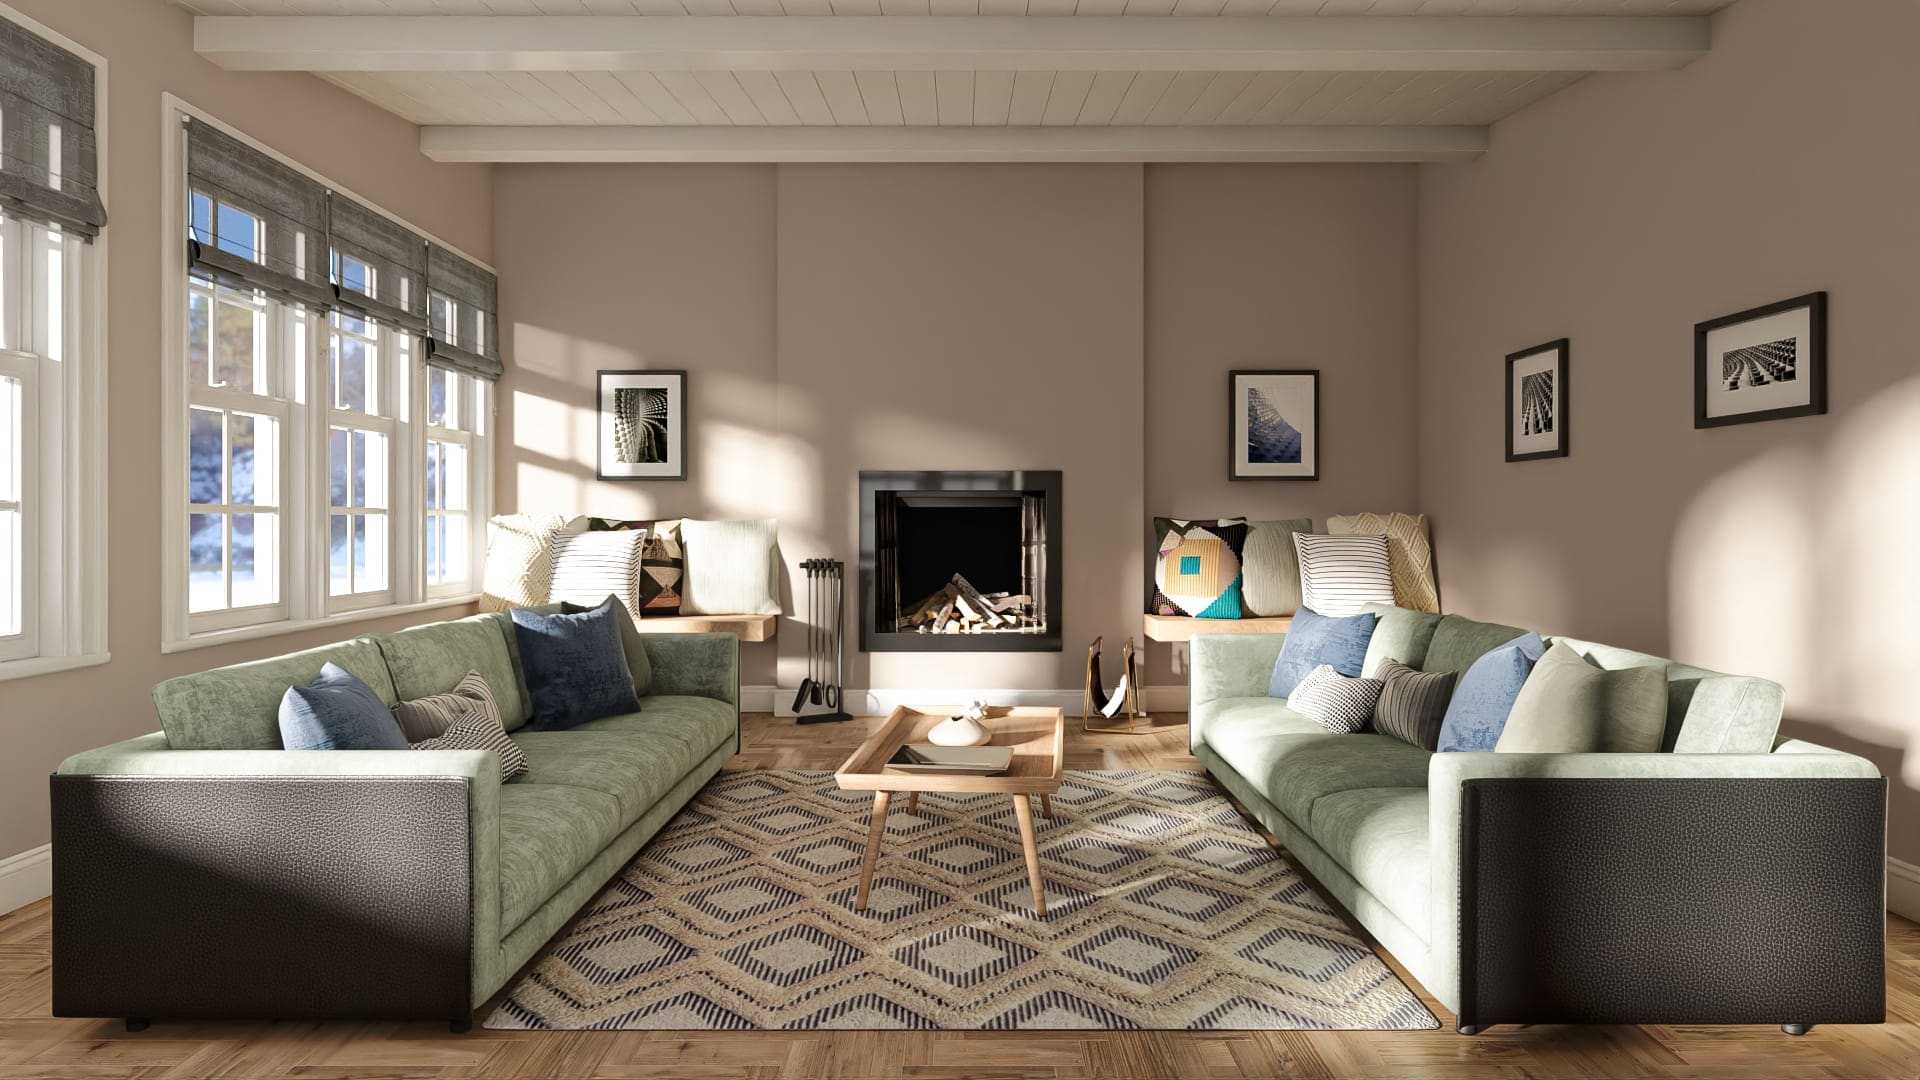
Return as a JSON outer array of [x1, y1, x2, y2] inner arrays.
[[0, 3, 109, 684], [422, 369, 489, 601], [160, 97, 492, 653]]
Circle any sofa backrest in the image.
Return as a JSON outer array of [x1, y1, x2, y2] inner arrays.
[[1420, 614, 1529, 675], [153, 637, 397, 750], [373, 613, 531, 731], [1360, 603, 1445, 676], [1550, 637, 1784, 753]]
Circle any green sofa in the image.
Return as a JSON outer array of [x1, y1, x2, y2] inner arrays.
[[49, 609, 739, 1030], [1191, 604, 1887, 1035]]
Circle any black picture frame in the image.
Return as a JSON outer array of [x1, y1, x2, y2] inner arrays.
[[1505, 339, 1570, 463], [1228, 369, 1320, 481], [595, 369, 687, 481], [1694, 292, 1827, 429]]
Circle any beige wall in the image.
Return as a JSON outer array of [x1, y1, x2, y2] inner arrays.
[[1416, 0, 1920, 863], [0, 0, 492, 859], [495, 162, 1421, 697]]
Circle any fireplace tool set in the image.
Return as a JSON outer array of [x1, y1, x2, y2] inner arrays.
[[794, 558, 853, 724]]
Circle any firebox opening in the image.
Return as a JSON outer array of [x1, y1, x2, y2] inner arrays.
[[895, 499, 1023, 605]]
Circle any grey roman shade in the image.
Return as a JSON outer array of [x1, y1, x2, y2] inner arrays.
[[426, 244, 501, 382], [328, 193, 429, 334], [185, 118, 332, 309], [0, 15, 107, 238]]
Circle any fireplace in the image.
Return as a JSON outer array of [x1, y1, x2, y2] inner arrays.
[[859, 470, 1062, 652]]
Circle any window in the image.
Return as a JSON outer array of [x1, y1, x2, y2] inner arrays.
[[164, 103, 493, 650]]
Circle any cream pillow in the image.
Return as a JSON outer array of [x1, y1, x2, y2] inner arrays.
[[679, 518, 782, 616], [479, 513, 585, 611], [1496, 642, 1669, 754]]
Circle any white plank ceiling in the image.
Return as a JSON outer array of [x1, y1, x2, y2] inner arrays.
[[179, 1, 1729, 161]]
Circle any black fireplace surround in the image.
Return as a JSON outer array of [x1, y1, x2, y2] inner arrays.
[[859, 470, 1062, 653]]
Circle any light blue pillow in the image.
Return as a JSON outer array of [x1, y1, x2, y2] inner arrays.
[[278, 662, 409, 751], [1269, 606, 1378, 699], [511, 598, 642, 731], [1435, 632, 1548, 752]]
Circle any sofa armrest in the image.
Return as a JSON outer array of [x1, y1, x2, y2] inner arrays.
[[1188, 633, 1286, 708], [1427, 748, 1885, 1029], [52, 743, 503, 1024], [641, 630, 740, 707]]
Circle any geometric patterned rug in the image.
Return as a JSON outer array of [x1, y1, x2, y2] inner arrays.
[[484, 770, 1438, 1031]]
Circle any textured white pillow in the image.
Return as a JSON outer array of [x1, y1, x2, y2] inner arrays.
[[548, 529, 644, 617], [1293, 532, 1395, 617], [679, 518, 782, 616], [479, 513, 585, 611], [1288, 664, 1384, 734]]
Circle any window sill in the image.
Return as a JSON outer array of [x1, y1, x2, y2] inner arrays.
[[163, 594, 481, 655], [0, 651, 112, 685]]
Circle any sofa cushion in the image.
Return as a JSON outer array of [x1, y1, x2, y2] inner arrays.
[[510, 713, 724, 825], [376, 614, 529, 731], [498, 783, 623, 933], [1422, 614, 1530, 675], [154, 637, 396, 750], [1307, 787, 1432, 944], [1552, 636, 1784, 753], [568, 694, 737, 760], [1360, 603, 1445, 677], [1204, 702, 1432, 827]]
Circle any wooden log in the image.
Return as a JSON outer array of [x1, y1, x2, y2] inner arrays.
[[949, 574, 1009, 628]]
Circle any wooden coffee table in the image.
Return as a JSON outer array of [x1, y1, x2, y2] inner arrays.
[[834, 705, 1065, 916]]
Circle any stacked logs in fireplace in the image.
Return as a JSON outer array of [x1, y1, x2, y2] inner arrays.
[[896, 573, 1039, 634]]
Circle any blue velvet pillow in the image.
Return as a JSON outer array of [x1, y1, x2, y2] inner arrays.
[[1268, 606, 1379, 699], [511, 598, 643, 731], [1436, 632, 1548, 752], [278, 662, 409, 751]]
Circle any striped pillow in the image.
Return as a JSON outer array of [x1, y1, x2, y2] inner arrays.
[[549, 529, 643, 617], [1288, 664, 1384, 735], [412, 706, 527, 783], [1371, 659, 1457, 750], [391, 670, 500, 742], [1293, 533, 1395, 617]]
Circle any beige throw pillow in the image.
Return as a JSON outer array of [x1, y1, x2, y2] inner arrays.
[[679, 518, 782, 616], [479, 513, 586, 611], [1496, 642, 1669, 754]]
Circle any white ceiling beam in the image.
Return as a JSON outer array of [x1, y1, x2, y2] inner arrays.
[[417, 124, 1488, 164], [197, 16, 1708, 74]]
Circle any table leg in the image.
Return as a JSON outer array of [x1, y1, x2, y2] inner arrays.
[[907, 791, 919, 816], [856, 791, 891, 912], [1011, 794, 1046, 917], [1040, 793, 1053, 819]]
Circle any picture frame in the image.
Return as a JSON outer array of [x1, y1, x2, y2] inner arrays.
[[1505, 339, 1570, 462], [596, 369, 687, 481], [1694, 292, 1827, 428], [1229, 369, 1319, 481]]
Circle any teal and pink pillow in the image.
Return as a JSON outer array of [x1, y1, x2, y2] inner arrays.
[[1152, 518, 1248, 619]]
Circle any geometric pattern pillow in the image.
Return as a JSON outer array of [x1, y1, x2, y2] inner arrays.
[[1152, 517, 1248, 619], [1293, 533, 1395, 617], [479, 513, 585, 612], [1287, 664, 1384, 734], [1328, 511, 1439, 614], [587, 518, 684, 616], [549, 529, 644, 618], [391, 669, 502, 743], [411, 705, 528, 783]]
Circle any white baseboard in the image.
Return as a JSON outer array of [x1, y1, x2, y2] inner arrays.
[[755, 684, 1191, 718], [1890, 856, 1920, 923], [0, 844, 50, 915]]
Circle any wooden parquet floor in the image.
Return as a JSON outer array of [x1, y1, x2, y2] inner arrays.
[[2, 711, 1915, 1079]]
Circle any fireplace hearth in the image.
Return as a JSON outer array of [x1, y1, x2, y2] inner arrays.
[[859, 470, 1062, 653]]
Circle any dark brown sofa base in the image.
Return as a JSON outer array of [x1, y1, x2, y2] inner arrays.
[[51, 774, 473, 1027]]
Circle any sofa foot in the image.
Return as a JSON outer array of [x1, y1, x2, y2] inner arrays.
[[450, 1016, 473, 1034], [1782, 1023, 1811, 1036], [1456, 1022, 1481, 1035], [124, 1018, 150, 1033]]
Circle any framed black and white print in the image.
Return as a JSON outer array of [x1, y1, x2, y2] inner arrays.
[[1505, 339, 1569, 462], [1229, 370, 1319, 481], [597, 370, 686, 481], [1695, 292, 1827, 428]]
